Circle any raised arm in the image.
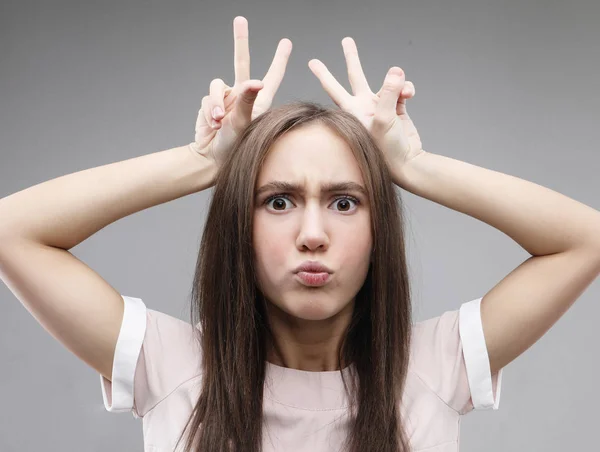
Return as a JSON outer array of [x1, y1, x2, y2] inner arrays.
[[0, 15, 291, 382], [0, 145, 215, 381], [309, 36, 600, 377]]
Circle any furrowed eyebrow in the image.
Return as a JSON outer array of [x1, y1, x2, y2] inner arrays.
[[254, 181, 368, 199]]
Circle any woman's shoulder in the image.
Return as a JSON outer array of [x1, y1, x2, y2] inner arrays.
[[143, 305, 203, 378]]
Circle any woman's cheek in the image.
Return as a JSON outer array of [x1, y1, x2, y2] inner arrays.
[[263, 241, 287, 274], [254, 232, 287, 282]]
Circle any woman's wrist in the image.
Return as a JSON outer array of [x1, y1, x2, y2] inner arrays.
[[185, 143, 219, 191], [389, 149, 429, 190]]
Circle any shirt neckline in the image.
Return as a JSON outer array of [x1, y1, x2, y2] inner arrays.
[[263, 361, 356, 410]]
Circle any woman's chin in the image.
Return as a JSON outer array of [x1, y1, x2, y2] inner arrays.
[[292, 307, 336, 321], [284, 299, 350, 322], [265, 293, 354, 323]]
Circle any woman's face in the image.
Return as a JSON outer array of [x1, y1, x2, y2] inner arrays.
[[253, 122, 373, 322]]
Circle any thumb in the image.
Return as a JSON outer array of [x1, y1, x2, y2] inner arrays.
[[230, 79, 264, 129], [373, 67, 404, 133]]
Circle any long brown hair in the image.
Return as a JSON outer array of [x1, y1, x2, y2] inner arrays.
[[176, 101, 413, 452]]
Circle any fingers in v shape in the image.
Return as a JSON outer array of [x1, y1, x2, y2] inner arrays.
[[232, 16, 292, 105]]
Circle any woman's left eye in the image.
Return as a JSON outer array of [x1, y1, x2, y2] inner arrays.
[[331, 197, 359, 212], [264, 195, 359, 212]]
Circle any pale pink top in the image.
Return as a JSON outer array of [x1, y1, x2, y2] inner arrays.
[[100, 295, 503, 451]]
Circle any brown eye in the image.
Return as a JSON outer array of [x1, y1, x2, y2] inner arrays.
[[332, 197, 359, 212], [265, 195, 293, 211], [337, 199, 351, 211], [272, 198, 287, 210]]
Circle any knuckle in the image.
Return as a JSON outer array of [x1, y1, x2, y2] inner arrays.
[[382, 81, 400, 92], [239, 92, 255, 106]]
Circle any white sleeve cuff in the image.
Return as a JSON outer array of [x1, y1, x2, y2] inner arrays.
[[459, 297, 503, 410], [100, 295, 147, 414]]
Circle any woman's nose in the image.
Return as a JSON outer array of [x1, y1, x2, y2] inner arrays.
[[296, 204, 330, 251]]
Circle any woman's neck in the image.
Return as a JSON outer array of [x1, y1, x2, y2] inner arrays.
[[265, 299, 354, 372]]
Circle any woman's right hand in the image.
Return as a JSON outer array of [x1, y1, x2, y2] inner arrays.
[[188, 16, 292, 169]]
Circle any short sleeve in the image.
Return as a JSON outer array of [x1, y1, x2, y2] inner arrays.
[[410, 297, 503, 415], [99, 295, 202, 418]]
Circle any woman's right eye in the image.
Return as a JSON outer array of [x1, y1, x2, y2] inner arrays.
[[265, 194, 293, 211]]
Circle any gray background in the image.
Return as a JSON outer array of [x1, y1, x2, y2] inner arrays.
[[1, 0, 599, 450]]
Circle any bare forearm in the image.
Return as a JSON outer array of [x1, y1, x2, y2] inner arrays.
[[0, 144, 217, 250], [398, 151, 600, 256]]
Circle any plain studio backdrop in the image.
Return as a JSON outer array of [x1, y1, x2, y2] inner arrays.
[[1, 0, 599, 450]]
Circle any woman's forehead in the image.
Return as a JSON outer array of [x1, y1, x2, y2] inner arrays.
[[256, 124, 364, 186]]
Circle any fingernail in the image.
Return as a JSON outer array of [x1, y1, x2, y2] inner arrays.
[[213, 106, 224, 119], [388, 67, 404, 78]]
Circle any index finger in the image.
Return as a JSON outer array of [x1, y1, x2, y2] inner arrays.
[[233, 16, 250, 84], [259, 38, 293, 100], [308, 59, 351, 109]]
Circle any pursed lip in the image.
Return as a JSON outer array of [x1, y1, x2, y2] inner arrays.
[[293, 260, 333, 274]]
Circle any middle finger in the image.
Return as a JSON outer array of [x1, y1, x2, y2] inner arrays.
[[342, 37, 371, 95], [233, 16, 251, 84]]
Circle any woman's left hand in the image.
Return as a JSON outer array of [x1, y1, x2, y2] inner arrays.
[[309, 37, 424, 182]]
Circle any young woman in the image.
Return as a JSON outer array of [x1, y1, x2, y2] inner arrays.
[[1, 15, 599, 452]]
